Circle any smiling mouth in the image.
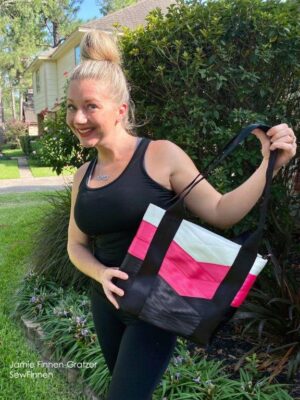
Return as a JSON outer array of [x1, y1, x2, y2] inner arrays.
[[77, 128, 95, 137]]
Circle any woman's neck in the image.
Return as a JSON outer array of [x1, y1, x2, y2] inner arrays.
[[95, 130, 138, 164]]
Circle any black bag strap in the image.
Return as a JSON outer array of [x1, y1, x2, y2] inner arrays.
[[122, 124, 278, 316], [169, 123, 272, 205]]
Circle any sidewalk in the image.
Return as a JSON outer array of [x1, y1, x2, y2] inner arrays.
[[0, 156, 73, 194]]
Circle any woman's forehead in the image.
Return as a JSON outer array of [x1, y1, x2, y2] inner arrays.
[[68, 79, 111, 101]]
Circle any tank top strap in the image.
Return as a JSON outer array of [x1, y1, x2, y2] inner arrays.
[[130, 136, 151, 167], [80, 157, 97, 188]]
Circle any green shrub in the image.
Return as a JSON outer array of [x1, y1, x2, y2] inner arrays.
[[236, 244, 300, 380], [38, 97, 96, 174], [19, 134, 32, 155], [29, 188, 91, 291], [121, 0, 299, 235], [28, 138, 48, 166], [154, 344, 292, 400], [12, 272, 111, 396], [4, 119, 29, 148]]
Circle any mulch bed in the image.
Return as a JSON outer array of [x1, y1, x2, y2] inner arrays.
[[187, 321, 300, 399]]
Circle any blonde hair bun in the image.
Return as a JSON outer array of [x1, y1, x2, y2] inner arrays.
[[80, 30, 121, 65]]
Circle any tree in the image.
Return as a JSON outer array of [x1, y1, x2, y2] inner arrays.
[[99, 0, 139, 15], [0, 0, 83, 121], [39, 0, 83, 47], [0, 1, 46, 119]]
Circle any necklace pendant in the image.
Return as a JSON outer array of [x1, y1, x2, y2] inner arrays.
[[95, 175, 109, 181]]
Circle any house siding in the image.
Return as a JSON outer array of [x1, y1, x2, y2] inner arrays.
[[33, 64, 47, 114], [45, 62, 58, 110], [57, 47, 77, 101]]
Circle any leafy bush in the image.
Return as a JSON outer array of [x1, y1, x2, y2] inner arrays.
[[29, 139, 43, 163], [4, 119, 28, 143], [12, 272, 111, 396], [236, 243, 300, 380], [154, 344, 292, 400], [29, 188, 91, 291], [12, 271, 65, 321], [37, 97, 96, 174], [121, 0, 299, 235], [19, 134, 32, 155], [4, 119, 29, 148]]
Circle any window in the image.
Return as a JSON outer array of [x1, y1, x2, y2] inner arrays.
[[75, 45, 81, 65], [36, 69, 41, 93]]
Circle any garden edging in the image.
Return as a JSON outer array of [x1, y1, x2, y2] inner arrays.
[[20, 315, 102, 400]]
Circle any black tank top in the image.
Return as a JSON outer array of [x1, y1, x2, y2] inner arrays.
[[74, 137, 176, 270]]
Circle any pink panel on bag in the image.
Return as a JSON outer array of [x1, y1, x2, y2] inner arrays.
[[230, 274, 257, 307], [128, 220, 156, 260], [158, 241, 230, 299], [127, 221, 257, 305]]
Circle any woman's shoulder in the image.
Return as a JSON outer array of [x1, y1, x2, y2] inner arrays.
[[148, 138, 182, 155], [148, 138, 190, 164]]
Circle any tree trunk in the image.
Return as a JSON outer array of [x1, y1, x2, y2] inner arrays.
[[0, 86, 4, 144], [19, 90, 23, 121], [11, 87, 16, 119], [52, 21, 60, 47], [0, 86, 4, 124]]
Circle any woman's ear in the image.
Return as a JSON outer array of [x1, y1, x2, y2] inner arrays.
[[116, 103, 128, 124]]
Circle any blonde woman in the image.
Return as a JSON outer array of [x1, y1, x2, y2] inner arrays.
[[66, 31, 297, 399]]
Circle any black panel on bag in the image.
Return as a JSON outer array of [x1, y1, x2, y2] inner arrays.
[[139, 276, 201, 337]]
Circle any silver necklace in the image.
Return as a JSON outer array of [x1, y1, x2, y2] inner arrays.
[[94, 160, 110, 181], [93, 137, 141, 182], [95, 174, 109, 181]]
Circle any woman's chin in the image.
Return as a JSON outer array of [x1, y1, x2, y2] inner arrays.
[[79, 137, 100, 148]]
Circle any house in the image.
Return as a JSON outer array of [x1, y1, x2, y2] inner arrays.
[[27, 0, 175, 134]]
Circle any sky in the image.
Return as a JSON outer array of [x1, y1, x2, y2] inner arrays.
[[77, 0, 102, 22]]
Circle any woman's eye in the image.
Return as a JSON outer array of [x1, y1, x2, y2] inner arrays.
[[87, 104, 98, 110], [67, 104, 76, 111]]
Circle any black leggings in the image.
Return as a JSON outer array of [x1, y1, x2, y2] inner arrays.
[[90, 286, 177, 400]]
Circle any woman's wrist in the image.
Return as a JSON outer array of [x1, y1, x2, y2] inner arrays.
[[261, 157, 281, 178], [92, 264, 108, 285]]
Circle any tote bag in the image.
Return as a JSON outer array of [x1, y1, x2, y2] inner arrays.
[[115, 124, 277, 345]]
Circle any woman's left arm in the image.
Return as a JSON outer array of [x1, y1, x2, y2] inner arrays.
[[168, 123, 297, 229]]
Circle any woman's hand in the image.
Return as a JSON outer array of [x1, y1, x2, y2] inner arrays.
[[98, 267, 129, 309], [252, 123, 297, 172]]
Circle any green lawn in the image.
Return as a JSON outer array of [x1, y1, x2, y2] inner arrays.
[[2, 148, 25, 157], [28, 159, 76, 178], [0, 160, 20, 179], [0, 192, 87, 400]]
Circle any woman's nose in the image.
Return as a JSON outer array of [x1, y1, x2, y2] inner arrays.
[[73, 109, 88, 124]]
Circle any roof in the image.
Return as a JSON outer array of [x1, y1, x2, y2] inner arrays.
[[27, 0, 175, 71], [37, 47, 57, 58], [82, 0, 175, 31]]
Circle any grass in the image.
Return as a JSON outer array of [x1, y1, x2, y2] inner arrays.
[[0, 191, 88, 400], [0, 160, 20, 179], [28, 159, 76, 178], [1, 148, 25, 157]]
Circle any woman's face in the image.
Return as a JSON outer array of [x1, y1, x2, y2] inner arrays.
[[66, 79, 126, 148]]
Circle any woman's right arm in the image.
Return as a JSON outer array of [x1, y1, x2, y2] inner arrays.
[[67, 164, 128, 308]]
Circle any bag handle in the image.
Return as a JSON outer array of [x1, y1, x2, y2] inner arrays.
[[169, 123, 273, 205], [168, 123, 278, 251]]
